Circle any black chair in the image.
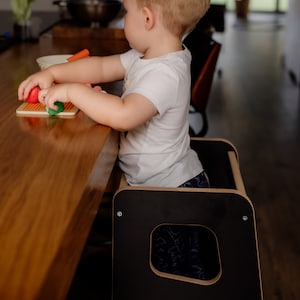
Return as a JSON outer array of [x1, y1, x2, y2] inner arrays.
[[183, 30, 221, 136], [196, 4, 226, 33]]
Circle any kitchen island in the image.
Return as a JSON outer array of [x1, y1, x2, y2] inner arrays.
[[0, 29, 129, 300]]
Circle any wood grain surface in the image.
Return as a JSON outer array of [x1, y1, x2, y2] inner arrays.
[[0, 32, 129, 300]]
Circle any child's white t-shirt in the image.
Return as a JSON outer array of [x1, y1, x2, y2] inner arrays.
[[118, 48, 203, 187]]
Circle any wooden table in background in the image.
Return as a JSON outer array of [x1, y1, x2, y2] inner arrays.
[[0, 30, 129, 300]]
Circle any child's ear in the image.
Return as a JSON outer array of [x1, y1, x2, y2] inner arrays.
[[142, 6, 155, 30]]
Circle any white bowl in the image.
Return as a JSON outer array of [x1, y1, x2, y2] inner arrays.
[[36, 54, 72, 70]]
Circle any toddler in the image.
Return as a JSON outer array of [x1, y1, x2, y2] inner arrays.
[[18, 0, 210, 188]]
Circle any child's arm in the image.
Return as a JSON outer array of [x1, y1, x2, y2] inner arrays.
[[19, 53, 158, 131], [49, 55, 125, 84], [39, 83, 158, 131], [18, 54, 124, 101]]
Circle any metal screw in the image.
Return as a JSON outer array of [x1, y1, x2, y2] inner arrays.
[[116, 211, 123, 217], [242, 215, 248, 221]]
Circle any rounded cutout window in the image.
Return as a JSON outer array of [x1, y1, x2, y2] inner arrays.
[[150, 224, 221, 285]]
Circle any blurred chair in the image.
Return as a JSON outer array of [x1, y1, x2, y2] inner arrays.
[[196, 4, 226, 33], [184, 29, 221, 137], [112, 138, 263, 300]]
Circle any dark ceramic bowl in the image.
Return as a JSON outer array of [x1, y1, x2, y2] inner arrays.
[[67, 0, 122, 27]]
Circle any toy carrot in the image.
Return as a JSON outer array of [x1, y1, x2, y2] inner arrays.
[[67, 49, 90, 62]]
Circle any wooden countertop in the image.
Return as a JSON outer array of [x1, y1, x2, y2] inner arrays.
[[0, 32, 129, 300]]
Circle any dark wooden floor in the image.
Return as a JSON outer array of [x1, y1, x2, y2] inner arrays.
[[68, 12, 300, 300], [208, 12, 300, 300]]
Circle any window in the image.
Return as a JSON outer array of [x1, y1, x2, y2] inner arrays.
[[211, 0, 288, 13]]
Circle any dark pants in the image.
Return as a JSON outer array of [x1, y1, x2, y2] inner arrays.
[[179, 171, 210, 188]]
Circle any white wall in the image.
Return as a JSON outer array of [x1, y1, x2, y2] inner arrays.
[[0, 0, 56, 11], [285, 0, 300, 83]]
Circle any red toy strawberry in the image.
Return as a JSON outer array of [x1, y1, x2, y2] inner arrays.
[[26, 86, 40, 103]]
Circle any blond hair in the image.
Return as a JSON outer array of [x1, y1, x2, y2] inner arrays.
[[136, 0, 210, 37]]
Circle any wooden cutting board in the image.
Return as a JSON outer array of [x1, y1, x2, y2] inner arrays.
[[16, 102, 78, 117]]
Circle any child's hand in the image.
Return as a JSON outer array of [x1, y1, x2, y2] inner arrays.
[[39, 83, 104, 112], [38, 83, 69, 111], [18, 70, 55, 102]]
